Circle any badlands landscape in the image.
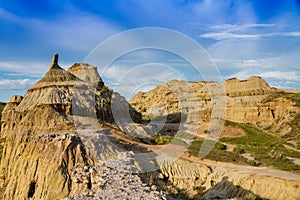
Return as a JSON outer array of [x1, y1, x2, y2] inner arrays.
[[0, 55, 300, 200]]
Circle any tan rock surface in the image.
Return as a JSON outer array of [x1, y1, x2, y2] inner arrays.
[[0, 54, 141, 199], [154, 156, 300, 199], [130, 76, 299, 137]]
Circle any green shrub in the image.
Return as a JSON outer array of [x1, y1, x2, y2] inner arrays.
[[142, 115, 151, 122], [233, 146, 245, 154], [150, 133, 172, 145]]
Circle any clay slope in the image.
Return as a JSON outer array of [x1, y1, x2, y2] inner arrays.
[[0, 54, 141, 199], [152, 156, 300, 199], [130, 76, 300, 138]]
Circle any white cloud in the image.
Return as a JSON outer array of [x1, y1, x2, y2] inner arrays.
[[211, 24, 300, 84], [229, 70, 299, 81], [200, 31, 300, 40], [235, 58, 279, 68], [259, 71, 300, 81], [0, 61, 46, 76], [225, 69, 300, 89], [210, 23, 275, 31], [0, 79, 36, 91], [0, 60, 74, 77], [200, 23, 300, 40], [201, 32, 260, 40]]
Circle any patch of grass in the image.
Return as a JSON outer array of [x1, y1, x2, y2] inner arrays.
[[262, 92, 300, 106], [188, 139, 248, 164], [150, 133, 172, 145], [146, 131, 190, 146], [142, 115, 151, 122], [221, 122, 286, 146], [221, 121, 300, 172], [224, 120, 241, 127]]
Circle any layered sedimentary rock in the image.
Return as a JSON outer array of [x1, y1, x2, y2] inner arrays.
[[224, 76, 275, 96], [155, 158, 300, 199], [0, 54, 141, 199], [130, 76, 299, 136]]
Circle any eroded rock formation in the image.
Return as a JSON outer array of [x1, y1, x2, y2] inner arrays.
[[0, 54, 141, 199], [154, 157, 300, 199], [130, 76, 300, 137], [1, 54, 299, 200]]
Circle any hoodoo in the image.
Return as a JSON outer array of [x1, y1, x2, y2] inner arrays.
[[0, 54, 141, 199]]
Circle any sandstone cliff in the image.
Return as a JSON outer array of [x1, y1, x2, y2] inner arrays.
[[130, 76, 299, 137]]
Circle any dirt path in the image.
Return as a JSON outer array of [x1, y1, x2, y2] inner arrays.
[[103, 124, 300, 182], [183, 155, 300, 181]]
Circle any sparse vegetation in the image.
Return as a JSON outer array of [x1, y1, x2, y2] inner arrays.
[[188, 139, 248, 164], [150, 133, 172, 145], [221, 122, 286, 146], [285, 113, 300, 149], [221, 121, 300, 172], [142, 115, 151, 122], [262, 92, 300, 106]]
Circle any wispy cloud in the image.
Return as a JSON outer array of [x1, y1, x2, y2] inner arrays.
[[0, 61, 47, 76], [201, 31, 300, 40], [259, 71, 300, 81], [226, 69, 300, 89], [0, 60, 74, 77], [200, 23, 300, 40], [0, 79, 36, 91], [209, 23, 275, 31], [213, 57, 279, 69], [230, 70, 300, 81]]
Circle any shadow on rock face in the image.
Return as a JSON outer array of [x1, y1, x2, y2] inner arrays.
[[202, 176, 262, 200]]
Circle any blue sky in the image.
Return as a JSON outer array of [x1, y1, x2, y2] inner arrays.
[[0, 0, 300, 102]]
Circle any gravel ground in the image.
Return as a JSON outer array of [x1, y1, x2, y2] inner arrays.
[[65, 152, 172, 200]]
